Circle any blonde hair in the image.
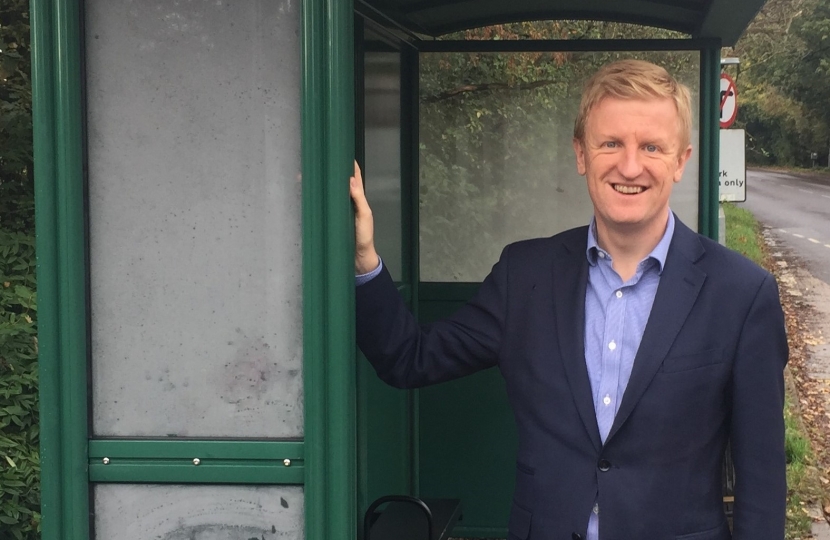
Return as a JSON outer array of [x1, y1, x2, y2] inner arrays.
[[573, 59, 692, 151]]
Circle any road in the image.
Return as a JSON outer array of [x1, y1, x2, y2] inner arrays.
[[742, 169, 830, 284], [742, 169, 830, 538]]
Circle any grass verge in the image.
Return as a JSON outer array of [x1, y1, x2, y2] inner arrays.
[[723, 202, 820, 539]]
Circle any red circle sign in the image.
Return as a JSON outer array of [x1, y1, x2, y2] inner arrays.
[[720, 73, 738, 129]]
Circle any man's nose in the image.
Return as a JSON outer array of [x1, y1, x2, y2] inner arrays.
[[617, 147, 644, 179]]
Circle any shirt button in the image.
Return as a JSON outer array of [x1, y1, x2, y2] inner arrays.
[[598, 252, 606, 259], [616, 290, 623, 298], [608, 341, 616, 351], [593, 503, 599, 515], [603, 395, 611, 406]]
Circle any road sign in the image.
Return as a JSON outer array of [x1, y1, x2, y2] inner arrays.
[[720, 73, 738, 129], [719, 129, 746, 202]]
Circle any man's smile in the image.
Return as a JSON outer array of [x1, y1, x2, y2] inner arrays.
[[612, 184, 645, 195]]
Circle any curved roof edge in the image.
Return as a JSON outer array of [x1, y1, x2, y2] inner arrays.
[[359, 0, 767, 46]]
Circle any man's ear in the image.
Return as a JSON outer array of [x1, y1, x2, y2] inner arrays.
[[573, 138, 587, 176], [673, 144, 693, 183]]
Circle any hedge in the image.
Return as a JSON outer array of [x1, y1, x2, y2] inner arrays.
[[0, 230, 39, 540]]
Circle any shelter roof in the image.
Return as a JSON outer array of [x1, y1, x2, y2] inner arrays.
[[359, 0, 765, 45]]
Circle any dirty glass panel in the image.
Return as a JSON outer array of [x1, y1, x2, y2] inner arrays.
[[364, 50, 403, 280], [86, 1, 303, 436], [93, 485, 304, 540], [419, 51, 700, 282]]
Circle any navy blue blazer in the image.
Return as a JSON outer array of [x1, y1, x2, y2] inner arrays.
[[356, 218, 788, 540]]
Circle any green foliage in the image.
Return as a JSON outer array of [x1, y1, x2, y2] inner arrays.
[[729, 0, 830, 167], [0, 0, 33, 234], [722, 202, 764, 264], [0, 230, 39, 540], [0, 1, 38, 539]]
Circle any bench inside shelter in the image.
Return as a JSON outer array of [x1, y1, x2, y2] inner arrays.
[[365, 496, 462, 540]]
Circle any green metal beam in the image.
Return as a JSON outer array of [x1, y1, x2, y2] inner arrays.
[[88, 439, 304, 460], [88, 440, 305, 484], [31, 0, 89, 539], [88, 460, 304, 485], [416, 38, 720, 53], [698, 45, 721, 240], [302, 0, 357, 539]]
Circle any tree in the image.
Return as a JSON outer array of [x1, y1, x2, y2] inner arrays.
[[0, 0, 33, 233], [0, 2, 38, 539], [727, 0, 830, 166]]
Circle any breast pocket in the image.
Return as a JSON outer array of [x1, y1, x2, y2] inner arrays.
[[660, 348, 724, 374]]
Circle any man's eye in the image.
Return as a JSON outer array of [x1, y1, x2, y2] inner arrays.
[[603, 141, 617, 148], [645, 144, 658, 152]]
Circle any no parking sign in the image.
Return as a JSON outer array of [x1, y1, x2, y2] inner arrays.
[[720, 73, 738, 128]]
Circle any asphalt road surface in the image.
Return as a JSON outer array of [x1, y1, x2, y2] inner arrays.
[[741, 169, 830, 285]]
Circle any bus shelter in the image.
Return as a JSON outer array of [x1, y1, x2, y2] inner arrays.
[[31, 1, 762, 539]]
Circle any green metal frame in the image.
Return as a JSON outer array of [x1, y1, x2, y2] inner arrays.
[[88, 440, 304, 484], [402, 44, 422, 497], [417, 38, 722, 52], [31, 0, 90, 539], [32, 0, 356, 538], [699, 44, 722, 240], [302, 1, 357, 540]]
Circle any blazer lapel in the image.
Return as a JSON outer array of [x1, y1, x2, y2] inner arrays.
[[553, 228, 602, 452], [604, 221, 707, 445]]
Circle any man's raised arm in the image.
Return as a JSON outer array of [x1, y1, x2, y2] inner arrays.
[[350, 161, 380, 276]]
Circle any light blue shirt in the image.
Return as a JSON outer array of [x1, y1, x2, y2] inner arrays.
[[584, 211, 674, 540], [356, 257, 384, 285], [356, 212, 676, 539]]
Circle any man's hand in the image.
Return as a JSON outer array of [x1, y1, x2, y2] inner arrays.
[[350, 161, 380, 274]]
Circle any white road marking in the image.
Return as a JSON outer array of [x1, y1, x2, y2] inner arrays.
[[823, 195, 830, 199], [809, 238, 821, 243], [825, 244, 830, 249], [793, 234, 805, 238], [779, 229, 788, 233], [799, 188, 814, 194]]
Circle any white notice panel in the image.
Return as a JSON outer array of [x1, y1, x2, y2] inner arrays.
[[719, 129, 746, 202]]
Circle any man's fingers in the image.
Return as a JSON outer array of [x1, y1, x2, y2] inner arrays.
[[354, 160, 362, 184], [350, 162, 371, 216]]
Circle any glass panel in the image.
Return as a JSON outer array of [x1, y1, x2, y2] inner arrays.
[[93, 485, 303, 540], [364, 49, 403, 280], [86, 1, 303, 437], [419, 51, 700, 282]]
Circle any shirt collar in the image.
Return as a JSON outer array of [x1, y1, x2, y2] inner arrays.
[[585, 210, 675, 275]]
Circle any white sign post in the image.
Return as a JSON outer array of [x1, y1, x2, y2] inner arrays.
[[719, 129, 746, 202]]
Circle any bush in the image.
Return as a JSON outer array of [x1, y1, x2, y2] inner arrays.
[[0, 231, 39, 540]]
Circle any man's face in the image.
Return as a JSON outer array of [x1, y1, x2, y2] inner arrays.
[[573, 96, 693, 237]]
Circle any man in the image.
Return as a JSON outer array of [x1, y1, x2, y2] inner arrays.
[[350, 60, 787, 539]]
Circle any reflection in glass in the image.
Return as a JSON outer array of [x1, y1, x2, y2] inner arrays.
[[419, 51, 700, 282], [364, 50, 403, 280]]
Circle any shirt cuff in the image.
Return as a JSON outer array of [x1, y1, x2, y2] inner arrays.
[[355, 257, 383, 286]]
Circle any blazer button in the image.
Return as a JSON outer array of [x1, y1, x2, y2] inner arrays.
[[598, 459, 612, 472], [572, 534, 584, 540]]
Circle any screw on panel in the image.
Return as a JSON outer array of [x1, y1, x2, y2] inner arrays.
[[193, 458, 201, 466], [102, 457, 110, 465], [283, 459, 291, 467]]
